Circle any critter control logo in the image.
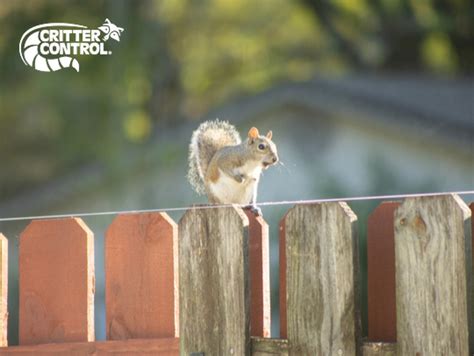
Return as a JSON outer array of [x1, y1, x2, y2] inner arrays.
[[19, 19, 124, 72]]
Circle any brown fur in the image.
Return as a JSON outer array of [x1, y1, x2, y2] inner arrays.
[[207, 161, 220, 183]]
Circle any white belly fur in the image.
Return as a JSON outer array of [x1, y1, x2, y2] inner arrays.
[[208, 167, 260, 204]]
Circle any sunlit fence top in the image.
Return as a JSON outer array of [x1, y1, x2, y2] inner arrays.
[[0, 194, 472, 355]]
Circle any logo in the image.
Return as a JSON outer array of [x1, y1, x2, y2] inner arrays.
[[19, 18, 124, 72]]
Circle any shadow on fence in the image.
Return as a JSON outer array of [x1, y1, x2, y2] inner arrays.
[[0, 194, 472, 355]]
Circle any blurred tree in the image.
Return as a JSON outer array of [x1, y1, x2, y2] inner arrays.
[[154, 0, 333, 117], [0, 0, 181, 200], [302, 0, 473, 73]]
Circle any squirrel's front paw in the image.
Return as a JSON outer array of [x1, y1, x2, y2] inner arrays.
[[234, 173, 246, 183], [246, 205, 262, 216]]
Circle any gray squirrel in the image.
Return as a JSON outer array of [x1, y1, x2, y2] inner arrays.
[[188, 119, 279, 215]]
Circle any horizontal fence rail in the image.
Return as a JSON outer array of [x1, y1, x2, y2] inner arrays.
[[0, 194, 471, 355]]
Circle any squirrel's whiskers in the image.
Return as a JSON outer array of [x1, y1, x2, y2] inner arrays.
[[276, 160, 292, 174]]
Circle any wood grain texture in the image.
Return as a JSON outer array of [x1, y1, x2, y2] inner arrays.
[[105, 212, 178, 340], [244, 209, 271, 338], [283, 202, 360, 355], [279, 216, 287, 339], [0, 337, 179, 355], [367, 202, 399, 342], [0, 234, 7, 347], [361, 342, 396, 356], [394, 195, 471, 355], [19, 218, 94, 345], [468, 202, 474, 353], [471, 202, 474, 264], [251, 337, 288, 355], [178, 206, 250, 355]]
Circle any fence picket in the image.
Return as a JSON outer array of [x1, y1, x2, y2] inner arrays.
[[279, 214, 287, 339], [19, 218, 94, 345], [280, 202, 360, 355], [244, 209, 271, 338], [471, 202, 474, 264], [0, 234, 7, 347], [367, 202, 399, 342], [105, 212, 178, 340], [394, 195, 471, 355], [179, 206, 250, 355]]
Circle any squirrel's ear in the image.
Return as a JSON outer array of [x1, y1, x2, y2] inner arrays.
[[248, 127, 259, 140], [266, 130, 272, 140]]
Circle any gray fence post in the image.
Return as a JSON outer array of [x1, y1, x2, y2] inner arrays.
[[395, 194, 472, 355], [179, 206, 250, 355]]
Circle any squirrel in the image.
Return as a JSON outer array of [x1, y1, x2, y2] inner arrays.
[[188, 119, 279, 215]]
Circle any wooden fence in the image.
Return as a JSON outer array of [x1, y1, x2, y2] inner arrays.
[[0, 194, 472, 355]]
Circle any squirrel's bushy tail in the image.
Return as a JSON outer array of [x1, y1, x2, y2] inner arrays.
[[188, 119, 241, 195]]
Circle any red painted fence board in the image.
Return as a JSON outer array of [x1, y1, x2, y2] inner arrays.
[[19, 218, 94, 345], [367, 201, 399, 342], [105, 213, 179, 340], [279, 213, 287, 339], [244, 209, 271, 338]]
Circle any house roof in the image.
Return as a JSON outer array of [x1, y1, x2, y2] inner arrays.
[[325, 75, 473, 130], [206, 74, 474, 146]]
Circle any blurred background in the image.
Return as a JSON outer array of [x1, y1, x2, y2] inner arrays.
[[0, 0, 473, 344]]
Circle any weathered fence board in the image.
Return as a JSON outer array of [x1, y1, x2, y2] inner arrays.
[[0, 234, 7, 347], [469, 201, 474, 354], [179, 206, 250, 355], [0, 337, 180, 354], [281, 202, 361, 355], [250, 339, 398, 355], [251, 337, 288, 355], [361, 342, 396, 356], [279, 215, 287, 339], [105, 212, 178, 340], [394, 195, 472, 355], [367, 202, 399, 342], [244, 209, 271, 338], [19, 218, 95, 345], [471, 202, 474, 263]]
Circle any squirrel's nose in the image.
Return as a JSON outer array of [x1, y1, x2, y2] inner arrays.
[[272, 156, 278, 163]]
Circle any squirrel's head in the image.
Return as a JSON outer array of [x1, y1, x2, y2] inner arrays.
[[247, 127, 279, 169]]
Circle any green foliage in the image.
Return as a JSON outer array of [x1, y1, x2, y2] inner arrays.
[[303, 0, 473, 71], [155, 0, 332, 115], [0, 0, 174, 199]]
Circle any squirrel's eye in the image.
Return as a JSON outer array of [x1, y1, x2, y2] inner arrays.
[[258, 144, 265, 150]]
